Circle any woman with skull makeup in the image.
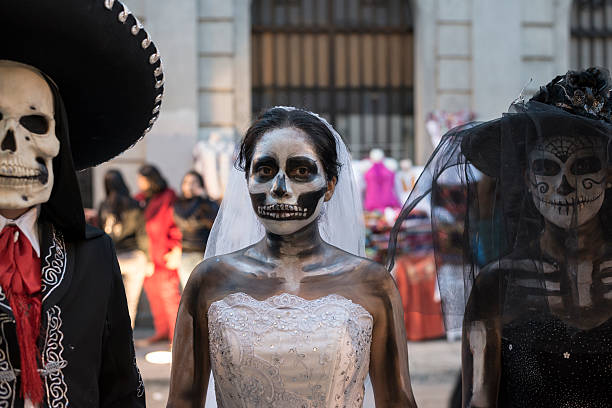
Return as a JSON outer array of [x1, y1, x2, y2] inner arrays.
[[387, 67, 612, 407], [167, 107, 417, 407]]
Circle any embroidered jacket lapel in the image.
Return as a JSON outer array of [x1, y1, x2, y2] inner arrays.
[[39, 222, 73, 314], [0, 222, 73, 318]]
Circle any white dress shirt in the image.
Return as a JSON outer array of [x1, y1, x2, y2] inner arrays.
[[0, 206, 40, 257]]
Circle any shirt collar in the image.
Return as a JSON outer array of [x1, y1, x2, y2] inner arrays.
[[0, 206, 40, 257]]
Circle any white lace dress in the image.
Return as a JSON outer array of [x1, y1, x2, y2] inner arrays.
[[208, 292, 374, 407]]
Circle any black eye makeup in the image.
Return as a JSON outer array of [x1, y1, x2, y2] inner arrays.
[[531, 159, 560, 176], [570, 156, 602, 175], [20, 114, 49, 134], [286, 157, 318, 182], [252, 156, 279, 181]]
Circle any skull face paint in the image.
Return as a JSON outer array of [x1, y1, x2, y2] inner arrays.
[[528, 134, 607, 229], [248, 127, 329, 235], [0, 61, 59, 209]]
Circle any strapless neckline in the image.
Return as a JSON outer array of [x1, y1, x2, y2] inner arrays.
[[210, 291, 372, 318]]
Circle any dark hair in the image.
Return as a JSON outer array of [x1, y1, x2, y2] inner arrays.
[[104, 169, 130, 197], [138, 164, 168, 196], [102, 169, 137, 219], [183, 170, 204, 189], [237, 108, 341, 182]]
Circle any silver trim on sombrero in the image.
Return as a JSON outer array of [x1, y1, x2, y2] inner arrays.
[[102, 0, 164, 142], [118, 3, 131, 23]]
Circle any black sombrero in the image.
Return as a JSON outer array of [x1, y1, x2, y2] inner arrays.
[[0, 0, 164, 170], [460, 68, 612, 178]]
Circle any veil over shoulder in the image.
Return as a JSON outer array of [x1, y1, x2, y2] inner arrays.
[[387, 67, 612, 334]]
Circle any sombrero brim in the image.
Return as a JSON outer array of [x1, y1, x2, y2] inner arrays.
[[0, 0, 164, 170], [460, 109, 611, 178]]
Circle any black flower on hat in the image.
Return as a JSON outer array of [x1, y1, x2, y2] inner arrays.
[[530, 67, 612, 123]]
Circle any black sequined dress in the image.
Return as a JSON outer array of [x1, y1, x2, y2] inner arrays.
[[499, 313, 612, 407]]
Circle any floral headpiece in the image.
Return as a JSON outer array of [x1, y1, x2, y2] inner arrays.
[[530, 67, 611, 123]]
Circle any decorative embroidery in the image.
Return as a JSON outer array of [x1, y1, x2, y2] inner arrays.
[[0, 289, 8, 315], [208, 293, 373, 407], [43, 306, 68, 408], [0, 316, 16, 407], [133, 350, 145, 398], [41, 227, 67, 302]]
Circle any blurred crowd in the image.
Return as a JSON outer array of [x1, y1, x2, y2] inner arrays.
[[94, 166, 219, 347]]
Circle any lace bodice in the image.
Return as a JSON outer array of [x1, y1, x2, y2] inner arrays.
[[208, 292, 373, 407]]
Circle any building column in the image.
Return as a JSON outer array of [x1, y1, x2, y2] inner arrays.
[[197, 0, 251, 143]]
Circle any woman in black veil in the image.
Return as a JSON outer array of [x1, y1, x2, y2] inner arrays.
[[388, 67, 612, 407]]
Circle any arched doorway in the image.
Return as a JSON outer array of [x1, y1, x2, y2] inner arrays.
[[570, 0, 612, 68], [251, 0, 414, 160]]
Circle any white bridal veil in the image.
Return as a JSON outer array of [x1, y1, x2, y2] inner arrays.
[[204, 106, 366, 259]]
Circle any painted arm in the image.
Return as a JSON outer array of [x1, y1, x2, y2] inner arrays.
[[461, 272, 502, 408], [167, 268, 211, 407], [369, 266, 418, 407]]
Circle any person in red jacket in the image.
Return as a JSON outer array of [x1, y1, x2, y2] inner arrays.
[[135, 164, 182, 345]]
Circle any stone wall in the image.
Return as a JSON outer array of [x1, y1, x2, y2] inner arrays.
[[413, 0, 571, 164]]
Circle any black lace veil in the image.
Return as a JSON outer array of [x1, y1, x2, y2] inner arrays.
[[387, 68, 612, 335]]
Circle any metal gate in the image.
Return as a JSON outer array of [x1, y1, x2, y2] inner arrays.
[[251, 0, 414, 160], [571, 0, 612, 69]]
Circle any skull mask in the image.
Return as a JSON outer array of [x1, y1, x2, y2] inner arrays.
[[528, 134, 607, 229], [0, 61, 59, 210], [248, 127, 333, 235]]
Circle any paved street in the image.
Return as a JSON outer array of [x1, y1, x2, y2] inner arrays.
[[136, 328, 461, 408]]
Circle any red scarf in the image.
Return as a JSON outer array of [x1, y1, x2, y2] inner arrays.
[[0, 225, 43, 404]]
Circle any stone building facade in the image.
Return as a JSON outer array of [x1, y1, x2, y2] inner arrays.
[[88, 0, 608, 206]]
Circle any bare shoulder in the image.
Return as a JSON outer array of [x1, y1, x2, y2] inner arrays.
[[474, 262, 502, 292], [330, 250, 400, 312], [357, 256, 397, 289], [182, 250, 247, 307], [188, 253, 235, 286], [475, 255, 543, 292], [464, 260, 509, 321], [325, 245, 392, 281]]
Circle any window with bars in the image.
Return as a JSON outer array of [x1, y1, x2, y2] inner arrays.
[[251, 0, 414, 160], [571, 0, 612, 69]]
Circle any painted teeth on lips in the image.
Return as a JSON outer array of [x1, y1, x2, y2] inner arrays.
[[538, 193, 602, 207], [256, 204, 309, 217]]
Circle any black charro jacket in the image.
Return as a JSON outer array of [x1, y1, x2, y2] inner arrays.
[[0, 221, 145, 407]]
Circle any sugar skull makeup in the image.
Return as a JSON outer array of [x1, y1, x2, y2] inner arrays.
[[0, 61, 59, 209], [528, 134, 607, 229], [248, 127, 330, 235]]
